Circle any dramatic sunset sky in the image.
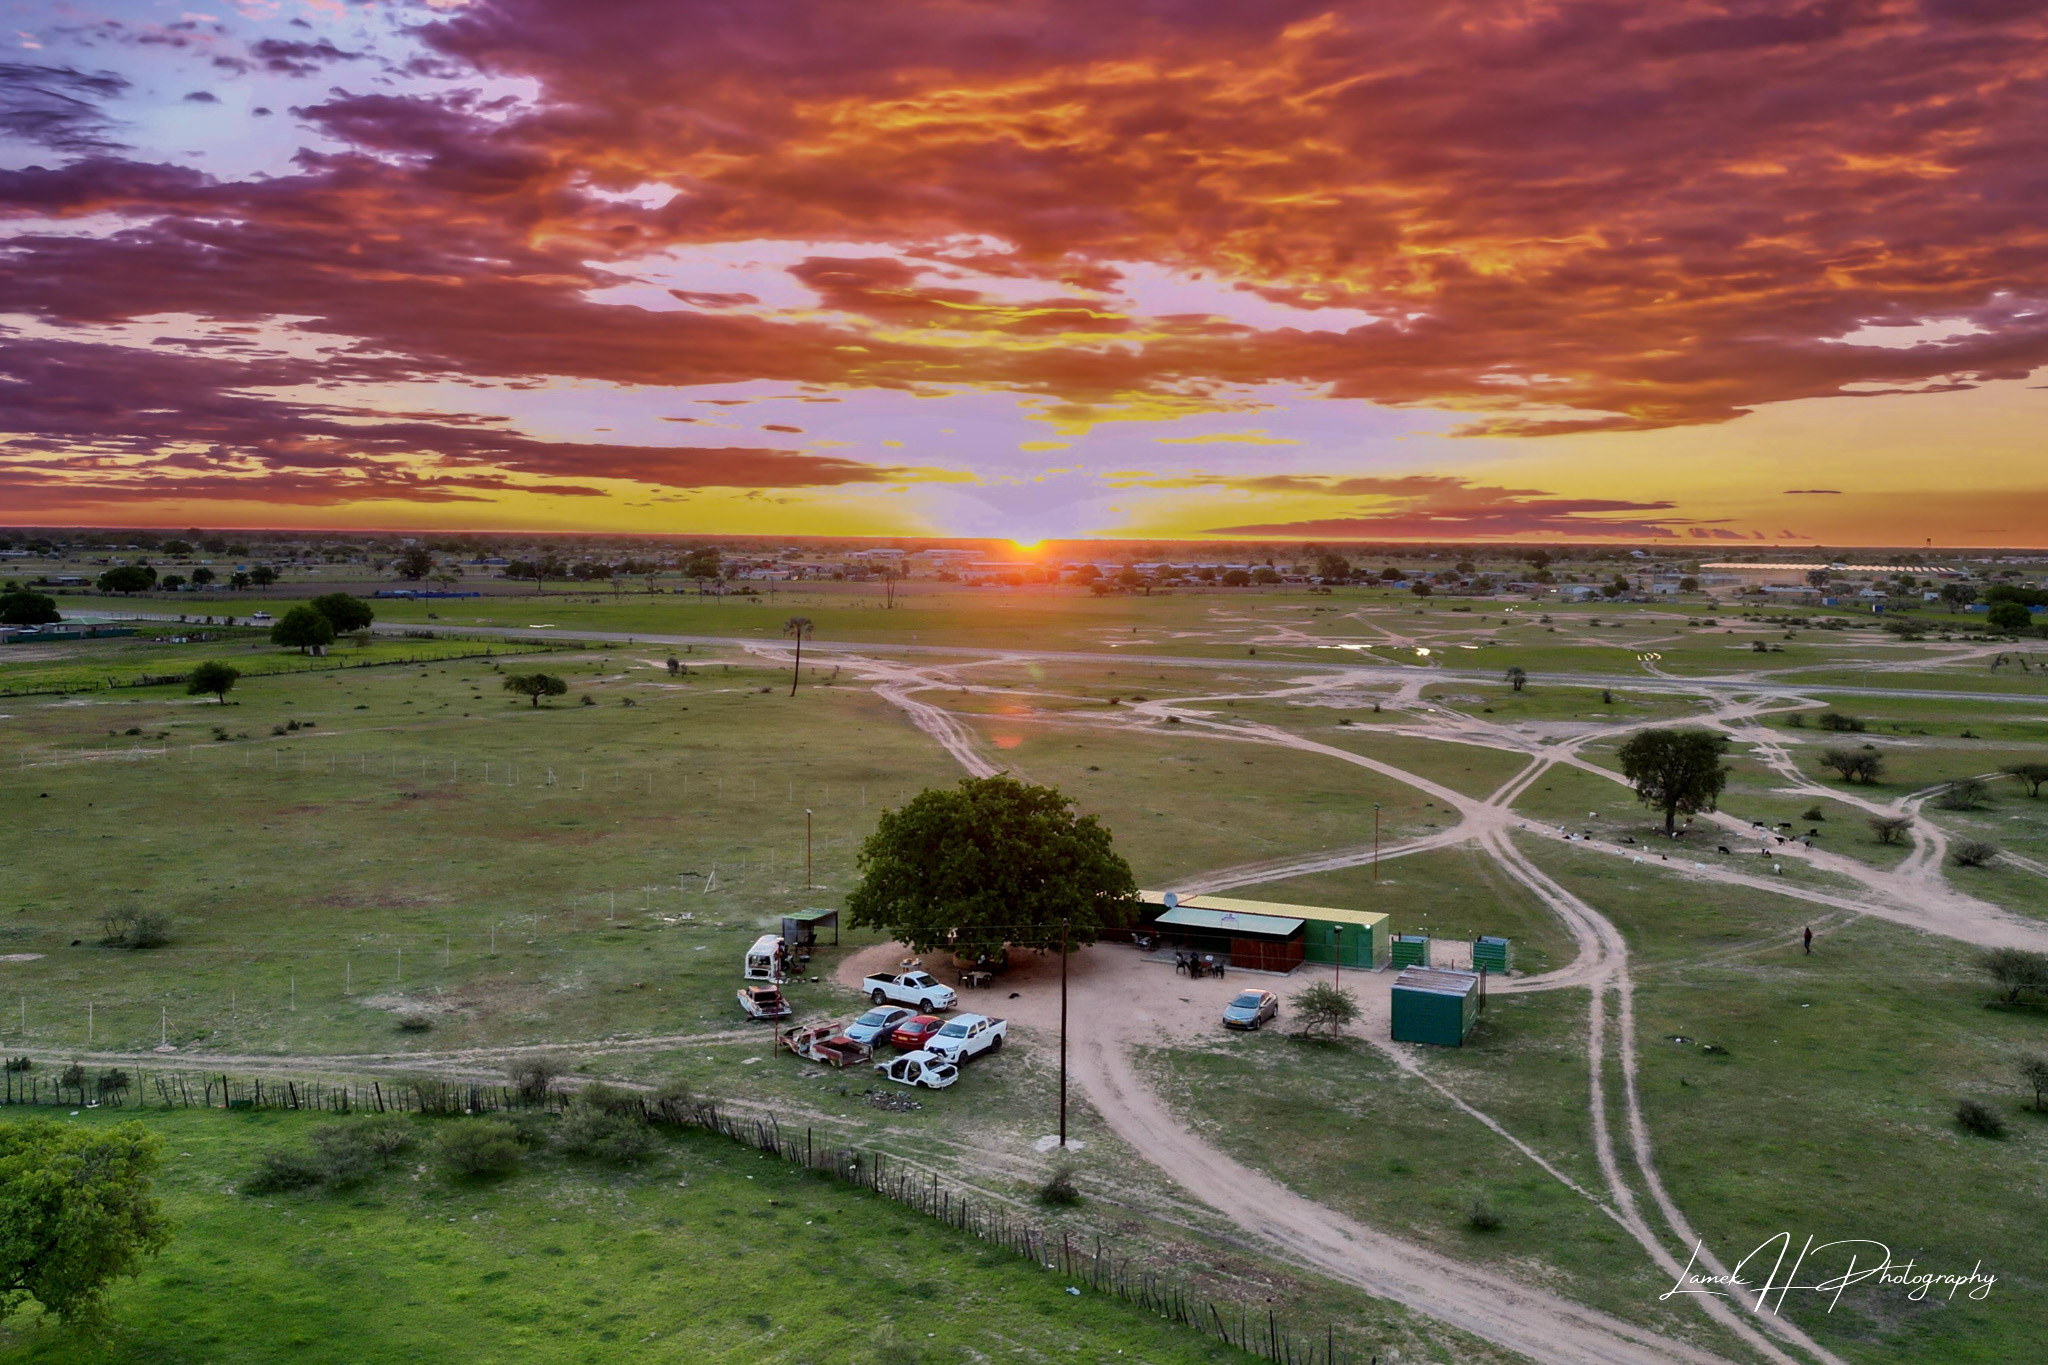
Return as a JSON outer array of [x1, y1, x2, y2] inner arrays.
[[4, 1, 2047, 544]]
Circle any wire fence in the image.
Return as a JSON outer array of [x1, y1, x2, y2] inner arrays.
[[0, 1061, 1370, 1364]]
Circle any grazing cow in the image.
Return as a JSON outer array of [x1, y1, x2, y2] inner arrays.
[[1717, 845, 1732, 855]]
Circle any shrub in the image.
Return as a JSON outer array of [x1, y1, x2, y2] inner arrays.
[[1980, 947, 2048, 1003], [3, 1056, 30, 1073], [559, 1099, 656, 1163], [394, 1008, 434, 1032], [58, 1062, 85, 1092], [1467, 1196, 1503, 1231], [1868, 815, 1912, 846], [1818, 748, 1884, 784], [1784, 713, 1806, 728], [1817, 711, 1865, 732], [1038, 1164, 1081, 1206], [508, 1053, 566, 1103], [1955, 1098, 2005, 1138], [576, 1081, 646, 1118], [98, 910, 170, 949], [246, 1148, 326, 1193], [2019, 1055, 2048, 1112], [1801, 805, 1825, 822], [1290, 981, 1360, 1037], [439, 1121, 525, 1178], [647, 1077, 695, 1122], [404, 1074, 460, 1115], [1936, 778, 1988, 811], [1952, 840, 1999, 868]]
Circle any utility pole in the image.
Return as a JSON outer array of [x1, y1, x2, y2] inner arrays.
[[1059, 915, 1070, 1149], [1333, 923, 1343, 991], [1373, 803, 1382, 882], [805, 808, 813, 890]]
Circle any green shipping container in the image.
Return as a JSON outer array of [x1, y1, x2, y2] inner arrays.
[[1301, 915, 1389, 969], [1389, 935, 1431, 970], [1473, 936, 1512, 972], [1390, 967, 1481, 1047]]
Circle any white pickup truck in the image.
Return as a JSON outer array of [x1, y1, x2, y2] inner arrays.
[[861, 970, 957, 1012], [924, 1013, 1006, 1063]]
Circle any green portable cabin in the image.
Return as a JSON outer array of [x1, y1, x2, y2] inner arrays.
[[1389, 934, 1431, 970], [1390, 967, 1481, 1047], [1472, 936, 1512, 973], [1136, 892, 1387, 969]]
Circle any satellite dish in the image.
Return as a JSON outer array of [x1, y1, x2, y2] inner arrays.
[[1163, 892, 1178, 909]]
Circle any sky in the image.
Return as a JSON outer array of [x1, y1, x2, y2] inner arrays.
[[3, 0, 2048, 546]]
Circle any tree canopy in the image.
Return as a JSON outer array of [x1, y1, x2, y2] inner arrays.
[[186, 660, 240, 704], [1987, 600, 2032, 633], [270, 605, 336, 653], [95, 566, 156, 594], [1290, 981, 1360, 1037], [393, 546, 435, 580], [502, 672, 568, 707], [1616, 728, 1729, 834], [0, 1118, 171, 1327], [309, 592, 375, 634], [0, 587, 60, 626], [846, 775, 1138, 956]]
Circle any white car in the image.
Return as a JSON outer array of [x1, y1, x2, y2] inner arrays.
[[924, 1013, 1006, 1063], [874, 1050, 958, 1090], [861, 971, 957, 1012]]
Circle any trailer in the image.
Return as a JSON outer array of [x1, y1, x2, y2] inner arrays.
[[743, 933, 786, 981], [780, 1023, 873, 1068]]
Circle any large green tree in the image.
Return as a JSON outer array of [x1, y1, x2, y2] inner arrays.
[[1987, 600, 2032, 633], [0, 587, 60, 626], [94, 566, 155, 594], [1616, 727, 1730, 834], [846, 775, 1138, 956], [502, 672, 567, 707], [270, 605, 336, 653], [0, 1118, 171, 1327], [186, 660, 240, 705], [309, 592, 375, 634]]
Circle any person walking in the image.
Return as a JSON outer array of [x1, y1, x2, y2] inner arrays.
[[1803, 926, 1813, 955]]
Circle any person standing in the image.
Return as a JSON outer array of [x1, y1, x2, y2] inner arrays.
[[1803, 926, 1813, 955]]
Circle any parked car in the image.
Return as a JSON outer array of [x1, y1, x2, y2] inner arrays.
[[861, 971, 956, 1012], [889, 1014, 945, 1051], [924, 1013, 1006, 1063], [780, 1022, 872, 1068], [1221, 989, 1279, 1030], [874, 1050, 958, 1090], [843, 1006, 915, 1046]]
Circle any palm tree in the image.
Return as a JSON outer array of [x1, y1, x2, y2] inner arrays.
[[783, 616, 814, 696], [1505, 665, 1528, 692]]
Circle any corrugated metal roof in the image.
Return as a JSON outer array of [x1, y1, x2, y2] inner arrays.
[[1139, 890, 1385, 928], [1393, 966, 1480, 997], [785, 908, 838, 923], [1153, 905, 1304, 936]]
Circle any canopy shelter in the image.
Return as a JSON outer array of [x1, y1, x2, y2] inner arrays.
[[1149, 903, 1305, 974], [1138, 891, 1387, 969], [781, 908, 839, 947]]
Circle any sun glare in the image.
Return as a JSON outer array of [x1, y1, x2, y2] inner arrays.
[[1010, 538, 1044, 553]]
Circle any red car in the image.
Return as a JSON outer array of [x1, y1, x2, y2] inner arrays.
[[889, 1014, 945, 1051]]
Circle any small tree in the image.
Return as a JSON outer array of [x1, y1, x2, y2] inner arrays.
[[1818, 748, 1884, 784], [0, 1118, 171, 1326], [1868, 815, 1912, 846], [2017, 1055, 2048, 1111], [186, 660, 239, 705], [394, 546, 435, 581], [1986, 600, 2031, 633], [507, 1054, 566, 1103], [782, 615, 813, 696], [1616, 728, 1730, 834], [2002, 762, 2048, 798], [189, 567, 215, 587], [1980, 947, 2048, 1003], [1935, 778, 1988, 811], [1290, 981, 1360, 1037], [270, 605, 336, 654], [1504, 666, 1528, 693], [309, 592, 374, 634], [502, 673, 567, 708], [1952, 839, 1999, 868], [95, 565, 156, 594], [1954, 1098, 2005, 1138], [1817, 711, 1865, 733], [248, 565, 277, 587]]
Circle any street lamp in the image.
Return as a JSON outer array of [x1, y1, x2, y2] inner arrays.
[[1332, 923, 1342, 991], [1372, 803, 1381, 882]]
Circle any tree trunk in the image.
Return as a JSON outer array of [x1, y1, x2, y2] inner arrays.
[[789, 636, 802, 696], [1665, 803, 1678, 835]]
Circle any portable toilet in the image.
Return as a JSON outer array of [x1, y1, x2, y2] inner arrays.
[[743, 934, 784, 981], [1390, 967, 1481, 1046], [1473, 936, 1512, 973], [1389, 935, 1431, 970]]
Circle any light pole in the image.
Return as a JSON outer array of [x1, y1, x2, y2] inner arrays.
[[1373, 803, 1381, 882], [804, 808, 813, 890], [1059, 914, 1070, 1150]]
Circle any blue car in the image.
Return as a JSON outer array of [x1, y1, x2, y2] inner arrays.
[[1221, 990, 1279, 1031], [843, 1006, 916, 1046]]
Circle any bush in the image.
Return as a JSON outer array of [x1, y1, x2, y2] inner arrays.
[[1868, 815, 1912, 846], [394, 1008, 434, 1032], [1980, 947, 2048, 1003], [1817, 711, 1865, 732], [1289, 981, 1360, 1037], [439, 1121, 525, 1178], [404, 1074, 461, 1115], [508, 1053, 566, 1103], [1936, 778, 1988, 811], [246, 1148, 326, 1194], [1801, 805, 1825, 822], [559, 1099, 656, 1163], [1952, 840, 1999, 868], [647, 1077, 695, 1123], [576, 1081, 646, 1117], [1818, 748, 1884, 784], [1038, 1164, 1081, 1206], [1467, 1196, 1503, 1231], [1955, 1098, 2005, 1138], [98, 910, 169, 949]]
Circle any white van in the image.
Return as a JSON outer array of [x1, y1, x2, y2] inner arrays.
[[743, 933, 784, 981]]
